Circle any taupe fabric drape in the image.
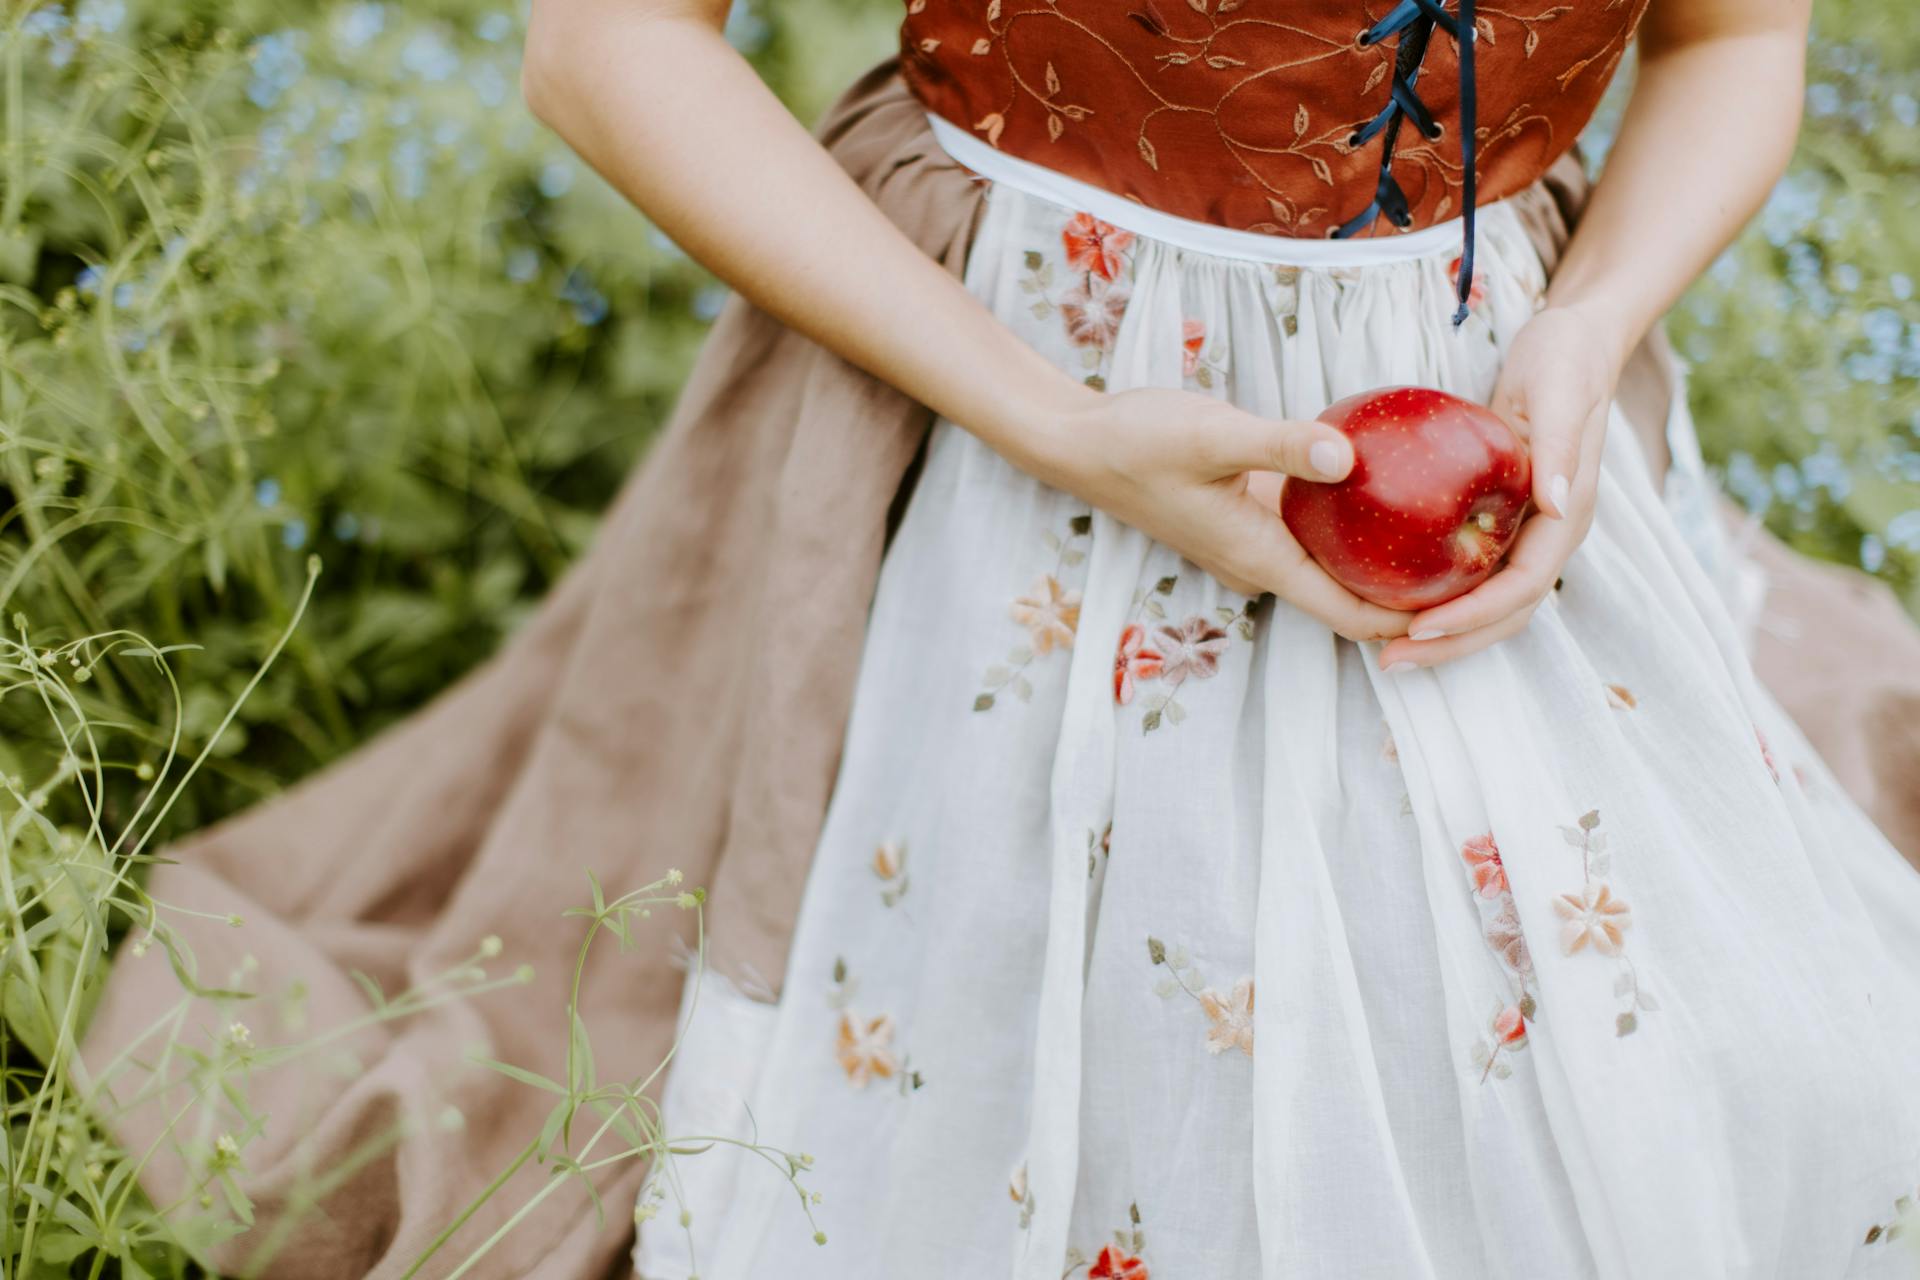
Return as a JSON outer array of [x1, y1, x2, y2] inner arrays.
[[73, 52, 1920, 1280]]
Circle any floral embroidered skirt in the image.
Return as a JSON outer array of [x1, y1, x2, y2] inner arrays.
[[631, 168, 1920, 1279]]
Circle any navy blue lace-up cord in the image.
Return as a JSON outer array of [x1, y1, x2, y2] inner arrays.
[[1331, 0, 1479, 329]]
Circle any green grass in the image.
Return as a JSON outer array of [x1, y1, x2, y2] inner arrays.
[[0, 0, 1915, 1273]]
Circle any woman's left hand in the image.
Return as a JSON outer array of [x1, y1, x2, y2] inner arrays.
[[1374, 304, 1625, 672]]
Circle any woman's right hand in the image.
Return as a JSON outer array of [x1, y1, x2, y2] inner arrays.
[[1022, 385, 1414, 643]]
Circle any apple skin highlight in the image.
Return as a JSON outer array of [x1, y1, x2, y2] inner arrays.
[[1280, 386, 1532, 612]]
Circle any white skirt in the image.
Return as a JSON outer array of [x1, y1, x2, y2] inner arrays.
[[633, 114, 1920, 1279]]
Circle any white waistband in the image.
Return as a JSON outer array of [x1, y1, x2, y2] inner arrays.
[[924, 108, 1480, 268]]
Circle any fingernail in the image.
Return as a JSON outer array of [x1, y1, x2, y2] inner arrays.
[[1309, 440, 1346, 479], [1410, 628, 1446, 642], [1383, 660, 1417, 675], [1548, 473, 1570, 516]]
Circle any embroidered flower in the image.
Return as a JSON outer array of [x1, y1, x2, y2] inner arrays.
[[1089, 1245, 1149, 1279], [1554, 883, 1633, 956], [1062, 212, 1134, 281], [1756, 724, 1780, 783], [1198, 977, 1254, 1057], [1009, 575, 1081, 654], [1492, 1003, 1528, 1047], [1448, 254, 1486, 310], [836, 1011, 899, 1087], [873, 840, 908, 906], [1486, 901, 1535, 979], [1113, 623, 1165, 704], [1461, 833, 1508, 899], [1180, 316, 1206, 377], [1153, 616, 1229, 682], [1061, 270, 1131, 350]]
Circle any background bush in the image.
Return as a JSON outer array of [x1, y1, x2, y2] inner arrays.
[[0, 0, 1915, 1274]]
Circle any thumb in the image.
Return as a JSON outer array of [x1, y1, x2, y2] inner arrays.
[[1200, 408, 1354, 483]]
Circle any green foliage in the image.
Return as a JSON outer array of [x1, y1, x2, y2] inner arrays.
[[1, 0, 1917, 1273]]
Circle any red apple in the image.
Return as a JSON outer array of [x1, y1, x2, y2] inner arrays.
[[1279, 386, 1531, 612]]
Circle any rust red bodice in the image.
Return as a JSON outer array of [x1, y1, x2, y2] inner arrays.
[[898, 0, 1647, 238]]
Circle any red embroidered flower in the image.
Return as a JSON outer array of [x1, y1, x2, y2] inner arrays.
[[1089, 1245, 1149, 1279], [1448, 254, 1486, 310], [1061, 271, 1131, 350], [1461, 833, 1508, 899], [1113, 623, 1165, 704], [1180, 316, 1206, 377], [1492, 1003, 1528, 1048], [1062, 212, 1135, 281], [1756, 725, 1780, 783]]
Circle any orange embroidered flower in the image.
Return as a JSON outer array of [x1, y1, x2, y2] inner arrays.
[[1461, 833, 1508, 899], [872, 840, 905, 881], [1009, 575, 1081, 654], [1062, 212, 1134, 281], [1113, 623, 1164, 704], [1199, 977, 1254, 1057], [1089, 1244, 1149, 1279], [1180, 316, 1206, 377], [836, 1012, 899, 1087], [1554, 883, 1633, 956], [1061, 270, 1131, 350]]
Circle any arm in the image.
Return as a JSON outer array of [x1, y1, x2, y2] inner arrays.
[[1378, 0, 1813, 670], [522, 0, 1411, 639]]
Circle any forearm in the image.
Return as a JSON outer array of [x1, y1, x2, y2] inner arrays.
[[1544, 0, 1812, 374], [521, 0, 1094, 479]]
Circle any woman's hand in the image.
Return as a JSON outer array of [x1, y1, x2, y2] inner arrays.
[[1374, 305, 1623, 671], [1027, 387, 1415, 643]]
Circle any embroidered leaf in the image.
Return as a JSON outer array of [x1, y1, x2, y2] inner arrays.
[[1045, 61, 1061, 96], [1143, 709, 1162, 732], [1476, 15, 1495, 44], [1061, 549, 1086, 566], [1030, 301, 1053, 320], [1165, 699, 1187, 725], [1559, 825, 1587, 847], [1012, 675, 1034, 702], [1059, 103, 1091, 121], [1169, 944, 1190, 968], [1432, 195, 1453, 222], [1185, 0, 1207, 12], [1284, 313, 1299, 337], [1009, 646, 1033, 663], [1070, 514, 1093, 536], [833, 956, 847, 984], [1310, 156, 1333, 186], [1084, 373, 1106, 390], [1215, 606, 1237, 623], [1294, 103, 1309, 138], [971, 37, 991, 54], [1042, 529, 1061, 552], [1046, 112, 1064, 142], [1470, 1041, 1491, 1067], [1525, 27, 1539, 57], [1196, 367, 1213, 388], [1614, 972, 1634, 998], [1590, 853, 1612, 876], [1578, 809, 1601, 831], [1137, 133, 1159, 171], [974, 693, 995, 712], [919, 37, 941, 52], [987, 0, 1001, 18], [1130, 1201, 1143, 1225], [1615, 1011, 1638, 1037], [1144, 691, 1169, 711], [1205, 55, 1246, 69], [909, 0, 925, 10], [1518, 992, 1537, 1018], [1153, 976, 1178, 998], [1605, 683, 1637, 710], [1363, 60, 1388, 95], [1236, 620, 1255, 640], [1636, 989, 1660, 1011], [1155, 575, 1178, 595], [984, 664, 1011, 685], [1492, 1060, 1513, 1079], [1147, 936, 1167, 965], [1216, 0, 1242, 12], [1144, 597, 1166, 619], [974, 111, 1006, 147]]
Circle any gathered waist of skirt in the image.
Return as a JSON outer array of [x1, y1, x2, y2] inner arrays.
[[923, 109, 1507, 270]]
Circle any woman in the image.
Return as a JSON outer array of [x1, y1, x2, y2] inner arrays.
[[521, 0, 1920, 1273], [72, 1, 1920, 1278]]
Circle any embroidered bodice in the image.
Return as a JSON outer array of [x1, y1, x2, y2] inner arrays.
[[898, 0, 1646, 242]]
